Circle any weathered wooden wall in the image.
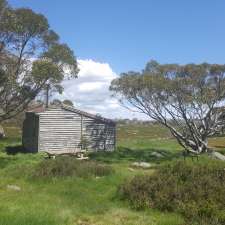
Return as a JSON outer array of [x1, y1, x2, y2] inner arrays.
[[82, 117, 115, 151], [22, 107, 116, 153], [22, 112, 39, 152], [38, 108, 81, 152]]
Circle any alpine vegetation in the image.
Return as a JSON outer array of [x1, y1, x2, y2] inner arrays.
[[110, 61, 225, 154]]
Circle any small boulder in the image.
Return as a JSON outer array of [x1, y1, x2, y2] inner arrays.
[[150, 151, 164, 158], [7, 185, 21, 191], [210, 151, 225, 161], [132, 162, 152, 169], [0, 125, 5, 139]]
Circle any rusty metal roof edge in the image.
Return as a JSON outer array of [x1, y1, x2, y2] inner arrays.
[[61, 104, 116, 125]]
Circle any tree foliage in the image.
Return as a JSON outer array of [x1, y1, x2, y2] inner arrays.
[[62, 99, 74, 107], [50, 99, 74, 107], [110, 60, 225, 153], [0, 0, 78, 121]]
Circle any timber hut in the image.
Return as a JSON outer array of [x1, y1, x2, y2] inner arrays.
[[22, 105, 116, 153]]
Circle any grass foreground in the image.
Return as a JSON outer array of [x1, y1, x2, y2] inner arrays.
[[0, 124, 225, 225]]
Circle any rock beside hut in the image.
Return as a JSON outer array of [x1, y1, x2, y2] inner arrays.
[[0, 125, 5, 139]]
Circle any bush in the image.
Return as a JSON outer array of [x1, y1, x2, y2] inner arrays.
[[119, 160, 225, 225], [33, 157, 113, 178]]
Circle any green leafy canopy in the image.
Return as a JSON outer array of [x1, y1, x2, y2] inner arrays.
[[110, 60, 225, 153], [0, 0, 79, 121]]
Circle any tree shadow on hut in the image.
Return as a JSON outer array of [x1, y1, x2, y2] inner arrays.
[[85, 118, 115, 151]]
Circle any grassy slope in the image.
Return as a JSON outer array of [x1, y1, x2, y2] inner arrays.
[[0, 124, 224, 225]]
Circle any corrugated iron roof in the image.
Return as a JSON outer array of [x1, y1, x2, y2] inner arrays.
[[62, 105, 116, 125], [27, 104, 45, 113]]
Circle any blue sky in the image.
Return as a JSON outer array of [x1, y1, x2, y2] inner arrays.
[[9, 0, 225, 73], [8, 0, 225, 119]]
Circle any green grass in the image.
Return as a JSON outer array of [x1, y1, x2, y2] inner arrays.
[[0, 123, 224, 225]]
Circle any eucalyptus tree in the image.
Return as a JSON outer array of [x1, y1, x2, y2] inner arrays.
[[63, 99, 74, 107], [50, 99, 74, 107], [0, 0, 78, 122], [110, 60, 225, 153]]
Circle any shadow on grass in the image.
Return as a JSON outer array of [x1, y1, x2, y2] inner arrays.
[[90, 146, 181, 164], [5, 145, 27, 155]]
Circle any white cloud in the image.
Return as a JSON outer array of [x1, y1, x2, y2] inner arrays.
[[54, 59, 148, 119], [78, 82, 105, 92]]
